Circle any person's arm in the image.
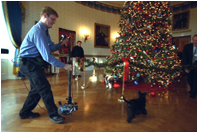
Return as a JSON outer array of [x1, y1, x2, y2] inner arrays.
[[82, 48, 84, 58], [71, 46, 76, 57], [34, 31, 65, 68], [48, 36, 68, 52]]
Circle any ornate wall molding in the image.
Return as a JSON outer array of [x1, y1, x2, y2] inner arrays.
[[171, 1, 197, 13], [75, 1, 121, 14]]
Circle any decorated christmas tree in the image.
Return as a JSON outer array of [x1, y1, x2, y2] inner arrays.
[[105, 1, 182, 88]]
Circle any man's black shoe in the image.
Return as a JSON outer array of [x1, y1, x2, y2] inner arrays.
[[19, 112, 40, 119], [49, 115, 65, 124], [73, 75, 76, 78], [78, 75, 82, 77]]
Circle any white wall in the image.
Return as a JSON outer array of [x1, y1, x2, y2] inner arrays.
[[22, 1, 120, 56]]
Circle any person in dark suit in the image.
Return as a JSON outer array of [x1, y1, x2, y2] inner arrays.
[[71, 41, 84, 78], [182, 34, 197, 98]]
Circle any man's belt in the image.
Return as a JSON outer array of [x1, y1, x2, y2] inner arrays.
[[20, 56, 48, 68]]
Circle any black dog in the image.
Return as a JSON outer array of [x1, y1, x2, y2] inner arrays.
[[123, 90, 147, 123]]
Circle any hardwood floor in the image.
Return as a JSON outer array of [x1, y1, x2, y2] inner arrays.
[[1, 69, 197, 132]]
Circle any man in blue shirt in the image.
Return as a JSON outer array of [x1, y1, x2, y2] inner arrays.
[[18, 6, 72, 124]]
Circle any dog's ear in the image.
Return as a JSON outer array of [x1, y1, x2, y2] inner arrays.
[[138, 90, 141, 95]]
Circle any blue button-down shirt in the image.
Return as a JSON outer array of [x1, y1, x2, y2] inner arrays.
[[19, 21, 65, 68]]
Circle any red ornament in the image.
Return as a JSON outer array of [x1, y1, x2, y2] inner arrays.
[[131, 71, 136, 76], [150, 92, 156, 97]]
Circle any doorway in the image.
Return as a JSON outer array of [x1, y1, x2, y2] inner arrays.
[[172, 35, 191, 52], [59, 28, 76, 64]]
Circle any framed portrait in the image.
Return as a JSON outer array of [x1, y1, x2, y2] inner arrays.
[[172, 11, 190, 31], [94, 23, 110, 48], [58, 28, 76, 63]]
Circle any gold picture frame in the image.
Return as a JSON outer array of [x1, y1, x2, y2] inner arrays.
[[94, 23, 110, 48]]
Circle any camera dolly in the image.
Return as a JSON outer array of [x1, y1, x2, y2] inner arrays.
[[58, 34, 78, 118]]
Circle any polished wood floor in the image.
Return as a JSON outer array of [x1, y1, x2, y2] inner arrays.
[[1, 69, 197, 132]]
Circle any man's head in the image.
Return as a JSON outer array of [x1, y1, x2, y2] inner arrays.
[[40, 6, 58, 29], [192, 34, 197, 46], [77, 41, 82, 47]]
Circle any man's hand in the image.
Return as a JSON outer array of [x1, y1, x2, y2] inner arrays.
[[185, 68, 190, 73], [61, 37, 69, 45], [64, 64, 72, 71]]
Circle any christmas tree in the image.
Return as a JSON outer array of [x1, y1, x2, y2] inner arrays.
[[105, 1, 182, 88]]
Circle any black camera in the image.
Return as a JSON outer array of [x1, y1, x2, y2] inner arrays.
[[60, 34, 67, 41], [58, 101, 78, 118]]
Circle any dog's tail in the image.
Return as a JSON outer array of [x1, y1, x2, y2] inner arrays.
[[123, 96, 130, 103]]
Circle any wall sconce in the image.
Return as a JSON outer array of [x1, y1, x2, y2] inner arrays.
[[84, 34, 89, 42], [81, 29, 89, 42], [113, 33, 120, 39]]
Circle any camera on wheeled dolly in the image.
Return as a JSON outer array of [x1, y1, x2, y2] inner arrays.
[[58, 100, 78, 118], [58, 34, 78, 118]]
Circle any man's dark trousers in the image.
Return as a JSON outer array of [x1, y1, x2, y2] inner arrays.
[[19, 58, 58, 117]]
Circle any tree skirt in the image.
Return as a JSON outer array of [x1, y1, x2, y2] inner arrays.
[[102, 80, 177, 92]]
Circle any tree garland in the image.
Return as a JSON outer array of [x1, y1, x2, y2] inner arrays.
[[76, 57, 196, 73]]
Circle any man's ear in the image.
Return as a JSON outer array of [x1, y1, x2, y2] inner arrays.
[[43, 13, 48, 18]]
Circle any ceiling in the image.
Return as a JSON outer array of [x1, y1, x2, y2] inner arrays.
[[96, 1, 185, 8]]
